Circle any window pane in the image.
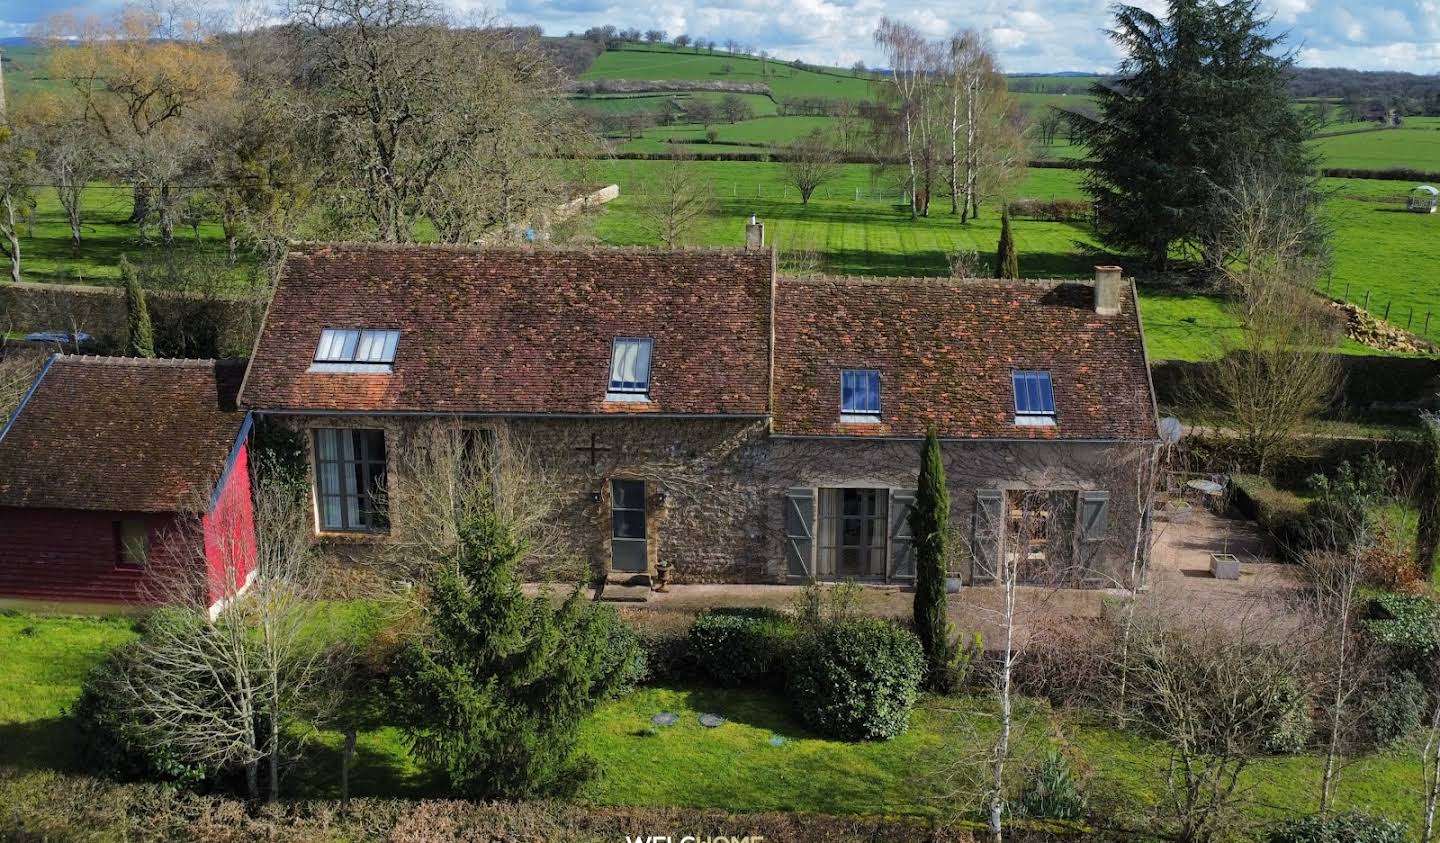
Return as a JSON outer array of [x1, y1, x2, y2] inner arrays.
[[612, 509, 647, 538], [612, 479, 646, 509], [610, 339, 652, 391], [314, 428, 386, 531], [612, 539, 647, 569], [356, 331, 383, 361], [842, 369, 880, 413]]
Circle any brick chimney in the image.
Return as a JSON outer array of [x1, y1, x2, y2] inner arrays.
[[744, 214, 764, 250], [1093, 265, 1123, 316]]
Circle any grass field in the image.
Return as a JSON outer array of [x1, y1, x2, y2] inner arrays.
[[574, 91, 779, 118], [581, 44, 875, 103], [0, 611, 1423, 833], [1312, 118, 1440, 170]]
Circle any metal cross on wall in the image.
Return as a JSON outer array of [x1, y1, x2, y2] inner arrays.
[[574, 433, 613, 466]]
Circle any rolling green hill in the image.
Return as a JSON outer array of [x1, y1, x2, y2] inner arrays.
[[580, 44, 875, 102]]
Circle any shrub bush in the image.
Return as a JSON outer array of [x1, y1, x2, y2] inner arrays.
[[1258, 675, 1314, 755], [1365, 591, 1440, 662], [1360, 670, 1427, 748], [1229, 474, 1310, 560], [1017, 750, 1086, 820], [1265, 811, 1406, 843], [687, 608, 797, 687], [71, 637, 211, 787], [787, 617, 924, 741]]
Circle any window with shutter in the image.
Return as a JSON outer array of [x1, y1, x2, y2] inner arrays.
[[888, 489, 917, 579], [972, 489, 1003, 584], [784, 487, 815, 577], [1077, 490, 1110, 580]]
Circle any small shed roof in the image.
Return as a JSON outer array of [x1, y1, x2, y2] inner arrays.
[[0, 356, 248, 513]]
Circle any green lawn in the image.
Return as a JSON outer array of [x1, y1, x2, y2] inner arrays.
[[0, 610, 1425, 833], [0, 612, 140, 770]]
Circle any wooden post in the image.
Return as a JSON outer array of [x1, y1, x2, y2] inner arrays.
[[341, 726, 357, 814], [1364, 290, 1372, 311], [1426, 312, 1432, 336], [1408, 307, 1414, 329], [1384, 301, 1392, 320]]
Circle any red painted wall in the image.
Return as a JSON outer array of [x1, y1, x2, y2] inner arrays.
[[0, 444, 257, 610], [201, 441, 257, 607], [0, 508, 182, 605]]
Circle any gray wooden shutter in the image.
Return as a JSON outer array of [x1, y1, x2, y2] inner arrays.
[[1077, 490, 1110, 579], [784, 487, 815, 577], [972, 489, 1003, 584], [888, 489, 917, 580]]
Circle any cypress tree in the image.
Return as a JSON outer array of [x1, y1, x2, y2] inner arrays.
[[1416, 414, 1440, 580], [911, 427, 955, 690], [122, 257, 154, 358], [995, 207, 1019, 279]]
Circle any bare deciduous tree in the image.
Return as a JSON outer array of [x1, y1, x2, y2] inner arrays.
[[116, 465, 339, 801], [780, 129, 842, 205], [634, 156, 716, 248], [1119, 598, 1309, 843]]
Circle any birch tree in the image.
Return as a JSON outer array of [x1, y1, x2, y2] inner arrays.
[[874, 18, 930, 218]]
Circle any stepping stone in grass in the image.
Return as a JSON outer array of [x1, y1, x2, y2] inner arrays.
[[698, 713, 726, 728], [651, 712, 679, 726]]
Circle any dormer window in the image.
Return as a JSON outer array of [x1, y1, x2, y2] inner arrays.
[[310, 328, 400, 373], [607, 337, 653, 402], [1013, 370, 1056, 426], [840, 369, 881, 423]]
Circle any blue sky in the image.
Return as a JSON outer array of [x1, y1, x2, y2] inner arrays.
[[5, 0, 1439, 73]]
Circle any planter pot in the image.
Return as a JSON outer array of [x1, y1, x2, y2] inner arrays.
[[1209, 553, 1241, 581], [945, 576, 963, 593]]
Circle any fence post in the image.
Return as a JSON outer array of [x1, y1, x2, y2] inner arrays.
[[1343, 282, 1350, 302], [1364, 290, 1371, 311], [1407, 307, 1414, 329], [1384, 300, 1391, 320], [1426, 312, 1432, 337]]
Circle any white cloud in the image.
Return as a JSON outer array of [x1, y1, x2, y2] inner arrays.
[[7, 0, 1439, 73]]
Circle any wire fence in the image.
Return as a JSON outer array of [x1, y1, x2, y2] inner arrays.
[[1322, 273, 1436, 343]]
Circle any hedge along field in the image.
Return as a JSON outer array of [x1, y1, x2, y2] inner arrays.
[[573, 91, 779, 117], [581, 44, 875, 102], [1311, 118, 1440, 170], [619, 115, 840, 153]]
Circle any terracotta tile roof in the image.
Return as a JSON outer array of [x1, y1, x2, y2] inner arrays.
[[772, 276, 1158, 440], [240, 243, 775, 416], [0, 356, 247, 512]]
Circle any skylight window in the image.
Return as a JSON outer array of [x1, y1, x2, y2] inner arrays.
[[841, 369, 881, 420], [310, 328, 400, 373], [1013, 370, 1056, 425], [608, 337, 653, 400]]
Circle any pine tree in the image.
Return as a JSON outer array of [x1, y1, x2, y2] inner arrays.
[[391, 514, 641, 799], [995, 207, 1019, 279], [1416, 414, 1440, 580], [1071, 0, 1316, 269], [910, 428, 955, 690], [121, 257, 154, 358]]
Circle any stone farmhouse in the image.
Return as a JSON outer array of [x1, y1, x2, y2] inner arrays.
[[236, 229, 1160, 591]]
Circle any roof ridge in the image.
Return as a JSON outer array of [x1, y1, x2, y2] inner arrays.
[[286, 240, 769, 256], [55, 354, 235, 367]]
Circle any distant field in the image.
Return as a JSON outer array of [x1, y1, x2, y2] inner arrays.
[[0, 45, 58, 101], [574, 91, 779, 118], [581, 45, 875, 102], [1311, 118, 1440, 170]]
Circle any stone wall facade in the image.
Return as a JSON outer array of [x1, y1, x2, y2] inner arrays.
[[272, 413, 1154, 589]]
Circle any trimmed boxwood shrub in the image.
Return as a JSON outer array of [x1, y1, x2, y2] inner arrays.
[[1265, 811, 1406, 843], [786, 617, 924, 741], [1229, 474, 1309, 560], [687, 608, 798, 687]]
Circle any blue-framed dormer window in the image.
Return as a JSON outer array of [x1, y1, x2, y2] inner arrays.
[[608, 337, 653, 401], [1013, 370, 1056, 426], [841, 369, 881, 422]]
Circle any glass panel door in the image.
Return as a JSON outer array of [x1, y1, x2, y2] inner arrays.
[[610, 479, 648, 573], [816, 488, 888, 579]]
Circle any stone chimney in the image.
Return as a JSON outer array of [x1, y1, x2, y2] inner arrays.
[[744, 214, 764, 250], [1093, 265, 1123, 316]]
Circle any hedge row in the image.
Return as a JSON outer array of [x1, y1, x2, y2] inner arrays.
[[1229, 474, 1310, 560], [1321, 165, 1440, 182], [0, 771, 1092, 843]]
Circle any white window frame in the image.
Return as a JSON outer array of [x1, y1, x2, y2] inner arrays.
[[607, 337, 654, 401], [310, 328, 400, 373]]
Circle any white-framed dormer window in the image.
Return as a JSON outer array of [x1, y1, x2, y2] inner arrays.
[[840, 368, 882, 424], [607, 337, 653, 402], [1013, 369, 1057, 427], [309, 328, 400, 374]]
